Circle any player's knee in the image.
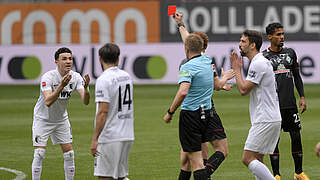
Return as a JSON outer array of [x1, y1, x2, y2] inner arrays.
[[34, 148, 46, 160], [63, 150, 74, 162], [290, 131, 301, 141], [241, 155, 251, 166]]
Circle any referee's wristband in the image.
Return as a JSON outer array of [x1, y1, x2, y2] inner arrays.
[[167, 108, 175, 115]]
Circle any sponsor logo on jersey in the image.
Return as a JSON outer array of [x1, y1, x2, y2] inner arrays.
[[179, 70, 190, 78], [69, 83, 73, 89], [60, 91, 72, 99], [275, 64, 290, 74]]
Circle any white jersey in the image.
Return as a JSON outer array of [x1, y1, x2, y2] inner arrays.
[[95, 67, 134, 143], [246, 53, 282, 124], [33, 69, 84, 122]]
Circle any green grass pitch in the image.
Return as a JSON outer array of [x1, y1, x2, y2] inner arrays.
[[0, 84, 319, 180]]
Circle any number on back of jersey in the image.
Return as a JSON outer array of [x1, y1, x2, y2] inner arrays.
[[118, 84, 132, 112]]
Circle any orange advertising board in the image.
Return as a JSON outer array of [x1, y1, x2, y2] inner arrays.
[[0, 2, 160, 44]]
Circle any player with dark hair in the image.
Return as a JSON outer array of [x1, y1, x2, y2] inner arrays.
[[263, 22, 308, 180], [172, 12, 234, 180], [230, 29, 281, 180], [91, 43, 134, 180], [32, 47, 90, 180]]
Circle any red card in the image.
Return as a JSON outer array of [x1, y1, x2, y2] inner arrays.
[[168, 5, 176, 15]]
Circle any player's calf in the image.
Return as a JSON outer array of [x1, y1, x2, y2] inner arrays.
[[32, 148, 46, 180], [63, 150, 75, 180]]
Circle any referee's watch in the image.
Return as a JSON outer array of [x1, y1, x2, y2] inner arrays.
[[167, 108, 175, 115], [177, 22, 185, 28]]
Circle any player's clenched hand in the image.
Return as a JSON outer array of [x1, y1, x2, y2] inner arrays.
[[173, 12, 183, 24], [299, 97, 307, 114], [223, 84, 233, 91], [163, 113, 172, 123], [315, 142, 320, 157], [90, 139, 100, 157], [83, 74, 90, 89], [61, 74, 72, 87]]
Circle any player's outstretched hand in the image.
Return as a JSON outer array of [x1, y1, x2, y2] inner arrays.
[[299, 97, 307, 114], [61, 74, 72, 87], [173, 12, 183, 24], [315, 142, 320, 157], [83, 74, 90, 89], [163, 113, 172, 124], [222, 68, 235, 80], [230, 51, 243, 71]]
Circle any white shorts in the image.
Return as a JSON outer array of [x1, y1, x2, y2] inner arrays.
[[244, 121, 281, 154], [32, 118, 72, 146], [94, 141, 133, 178]]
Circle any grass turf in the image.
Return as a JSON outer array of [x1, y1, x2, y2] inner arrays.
[[0, 84, 319, 180]]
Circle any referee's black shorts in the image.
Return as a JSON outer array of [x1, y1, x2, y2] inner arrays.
[[179, 108, 227, 152]]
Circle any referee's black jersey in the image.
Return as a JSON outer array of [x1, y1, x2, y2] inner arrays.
[[262, 47, 299, 109]]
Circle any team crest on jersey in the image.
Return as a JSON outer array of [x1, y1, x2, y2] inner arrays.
[[286, 55, 292, 63], [179, 70, 190, 78], [42, 82, 46, 87], [35, 135, 41, 143]]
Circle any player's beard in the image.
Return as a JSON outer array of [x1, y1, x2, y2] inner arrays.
[[240, 48, 246, 56], [278, 42, 284, 48]]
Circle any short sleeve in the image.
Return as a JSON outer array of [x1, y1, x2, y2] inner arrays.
[[178, 63, 193, 84], [40, 73, 52, 92], [212, 63, 217, 77], [246, 60, 266, 85], [95, 78, 111, 103], [74, 73, 84, 90]]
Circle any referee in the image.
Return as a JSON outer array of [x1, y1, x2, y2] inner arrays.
[[163, 33, 214, 180]]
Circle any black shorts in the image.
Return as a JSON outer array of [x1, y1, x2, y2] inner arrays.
[[280, 108, 301, 132], [179, 108, 227, 152]]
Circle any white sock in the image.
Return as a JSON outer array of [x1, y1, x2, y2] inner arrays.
[[63, 150, 75, 180], [32, 148, 46, 180], [248, 160, 275, 180]]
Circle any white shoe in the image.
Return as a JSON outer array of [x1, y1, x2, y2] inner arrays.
[[123, 178, 130, 180]]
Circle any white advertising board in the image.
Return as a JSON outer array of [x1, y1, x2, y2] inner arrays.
[[0, 42, 319, 84]]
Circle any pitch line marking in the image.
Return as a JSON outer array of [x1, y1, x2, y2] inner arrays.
[[0, 167, 26, 180]]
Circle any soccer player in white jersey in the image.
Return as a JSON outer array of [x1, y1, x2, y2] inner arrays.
[[90, 43, 134, 180], [230, 30, 282, 180], [32, 47, 90, 180]]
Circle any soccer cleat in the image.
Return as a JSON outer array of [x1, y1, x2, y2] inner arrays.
[[123, 178, 130, 180], [294, 172, 310, 180], [274, 174, 281, 180]]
